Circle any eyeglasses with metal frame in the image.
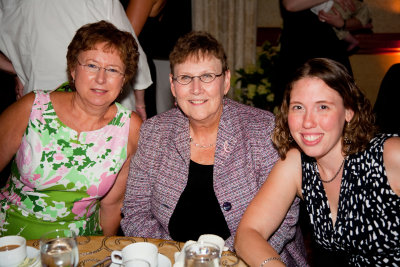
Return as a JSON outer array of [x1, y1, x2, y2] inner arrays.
[[78, 61, 125, 78], [172, 73, 224, 85]]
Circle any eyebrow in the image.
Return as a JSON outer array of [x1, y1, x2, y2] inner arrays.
[[85, 59, 124, 69], [289, 100, 336, 105]]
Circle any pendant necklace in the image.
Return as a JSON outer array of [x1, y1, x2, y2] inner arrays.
[[313, 158, 347, 183], [189, 136, 215, 149]]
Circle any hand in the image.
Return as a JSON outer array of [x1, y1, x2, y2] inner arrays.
[[363, 22, 373, 30], [14, 75, 24, 100], [135, 106, 147, 121], [334, 0, 356, 12], [318, 8, 345, 28]]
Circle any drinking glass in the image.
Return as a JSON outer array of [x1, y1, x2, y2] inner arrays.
[[40, 229, 79, 267], [184, 241, 220, 267]]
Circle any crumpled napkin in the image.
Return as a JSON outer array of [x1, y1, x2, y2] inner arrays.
[[173, 234, 228, 267], [311, 0, 334, 15]]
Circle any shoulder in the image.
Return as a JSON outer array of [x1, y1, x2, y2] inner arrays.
[[112, 103, 142, 156], [128, 111, 142, 134], [223, 99, 275, 130], [225, 99, 275, 119], [382, 136, 400, 170], [269, 148, 303, 196], [0, 91, 35, 140], [272, 149, 302, 173], [141, 108, 184, 133], [383, 136, 400, 163], [383, 136, 400, 196], [2, 92, 35, 118], [282, 148, 302, 166], [368, 133, 399, 152]]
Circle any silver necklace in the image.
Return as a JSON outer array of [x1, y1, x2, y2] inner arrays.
[[189, 136, 215, 148], [313, 158, 346, 183]]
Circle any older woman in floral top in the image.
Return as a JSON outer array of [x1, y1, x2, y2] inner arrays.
[[0, 21, 141, 239]]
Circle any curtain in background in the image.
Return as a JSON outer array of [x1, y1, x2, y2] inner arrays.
[[191, 0, 258, 97]]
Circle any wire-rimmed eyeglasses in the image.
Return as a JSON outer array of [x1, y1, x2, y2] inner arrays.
[[78, 61, 125, 78], [172, 73, 223, 85]]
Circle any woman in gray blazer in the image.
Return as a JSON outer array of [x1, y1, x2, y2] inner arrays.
[[121, 31, 308, 266]]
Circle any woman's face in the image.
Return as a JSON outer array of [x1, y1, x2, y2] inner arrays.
[[70, 42, 125, 108], [170, 55, 230, 125], [288, 77, 354, 160]]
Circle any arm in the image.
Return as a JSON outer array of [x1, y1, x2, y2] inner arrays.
[[0, 92, 35, 172], [383, 136, 400, 196], [100, 112, 142, 235], [134, 89, 147, 120], [282, 0, 331, 12], [235, 149, 303, 267], [318, 8, 363, 30], [125, 0, 167, 36], [0, 52, 16, 75], [282, 0, 355, 13], [0, 52, 24, 99], [121, 120, 169, 239]]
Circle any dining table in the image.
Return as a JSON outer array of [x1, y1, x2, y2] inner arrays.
[[27, 235, 249, 266]]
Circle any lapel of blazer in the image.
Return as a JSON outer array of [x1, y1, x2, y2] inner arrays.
[[214, 99, 239, 176], [172, 108, 191, 166]]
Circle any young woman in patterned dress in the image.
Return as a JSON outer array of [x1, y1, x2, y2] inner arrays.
[[235, 58, 400, 267], [0, 21, 142, 239]]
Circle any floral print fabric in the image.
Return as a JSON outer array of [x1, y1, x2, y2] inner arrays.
[[0, 91, 130, 239]]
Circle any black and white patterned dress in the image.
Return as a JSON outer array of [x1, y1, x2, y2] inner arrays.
[[302, 134, 400, 266]]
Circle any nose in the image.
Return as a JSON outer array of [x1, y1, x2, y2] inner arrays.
[[303, 110, 316, 128], [190, 77, 203, 95], [95, 68, 106, 84]]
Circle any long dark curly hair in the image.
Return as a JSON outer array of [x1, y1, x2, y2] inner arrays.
[[273, 58, 376, 159]]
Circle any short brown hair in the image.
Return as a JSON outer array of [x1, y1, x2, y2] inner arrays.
[[169, 31, 228, 74], [273, 58, 376, 159], [66, 20, 139, 89]]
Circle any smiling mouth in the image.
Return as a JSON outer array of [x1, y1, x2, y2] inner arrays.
[[302, 134, 323, 142], [189, 99, 207, 104], [92, 89, 107, 93]]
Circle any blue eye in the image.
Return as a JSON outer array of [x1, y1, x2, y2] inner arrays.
[[201, 73, 213, 79], [106, 68, 119, 73], [87, 64, 98, 70], [177, 75, 192, 83]]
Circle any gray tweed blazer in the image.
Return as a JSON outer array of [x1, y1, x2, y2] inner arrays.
[[121, 99, 307, 266]]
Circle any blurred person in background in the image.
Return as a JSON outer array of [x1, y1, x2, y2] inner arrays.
[[0, 0, 151, 120]]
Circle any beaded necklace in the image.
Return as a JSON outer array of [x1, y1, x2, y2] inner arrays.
[[189, 136, 215, 149]]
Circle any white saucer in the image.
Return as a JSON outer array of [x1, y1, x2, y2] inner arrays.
[[18, 246, 41, 267], [110, 253, 171, 267], [158, 253, 171, 267]]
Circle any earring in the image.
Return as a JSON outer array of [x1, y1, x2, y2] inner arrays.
[[344, 136, 351, 144], [223, 95, 228, 105], [288, 133, 294, 142], [344, 121, 351, 144]]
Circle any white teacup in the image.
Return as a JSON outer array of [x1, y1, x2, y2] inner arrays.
[[122, 258, 151, 267], [198, 234, 225, 256], [0, 235, 27, 267], [111, 242, 158, 267]]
